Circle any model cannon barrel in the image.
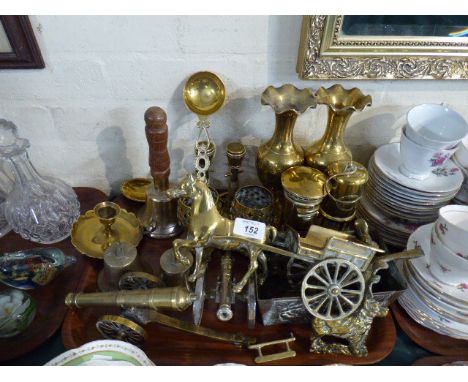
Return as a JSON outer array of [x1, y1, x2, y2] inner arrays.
[[216, 253, 234, 321], [65, 286, 195, 311]]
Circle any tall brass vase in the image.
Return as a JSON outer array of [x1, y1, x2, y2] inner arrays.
[[305, 85, 372, 172], [256, 84, 316, 191]]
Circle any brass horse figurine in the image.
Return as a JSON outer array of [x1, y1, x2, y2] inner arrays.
[[167, 174, 277, 293]]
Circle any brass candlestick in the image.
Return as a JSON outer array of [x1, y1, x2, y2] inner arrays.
[[225, 141, 246, 199]]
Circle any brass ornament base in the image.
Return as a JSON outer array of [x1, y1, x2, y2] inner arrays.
[[121, 178, 152, 203], [309, 297, 389, 357]]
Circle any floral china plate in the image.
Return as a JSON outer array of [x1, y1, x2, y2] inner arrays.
[[45, 340, 155, 366], [402, 262, 468, 322], [406, 223, 468, 306], [399, 290, 468, 340], [359, 196, 418, 235], [372, 143, 464, 194]]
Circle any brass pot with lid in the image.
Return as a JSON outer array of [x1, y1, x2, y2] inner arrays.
[[281, 166, 327, 234], [318, 160, 368, 229]]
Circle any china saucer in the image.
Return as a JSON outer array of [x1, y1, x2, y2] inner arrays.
[[359, 196, 418, 235], [369, 158, 456, 198], [373, 143, 463, 194], [406, 223, 468, 305], [364, 191, 438, 222], [367, 170, 456, 204]]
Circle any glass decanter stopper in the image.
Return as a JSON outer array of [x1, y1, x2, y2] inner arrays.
[[0, 119, 80, 243]]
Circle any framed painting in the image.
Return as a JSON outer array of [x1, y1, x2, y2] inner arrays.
[[297, 15, 468, 80], [0, 16, 44, 69]]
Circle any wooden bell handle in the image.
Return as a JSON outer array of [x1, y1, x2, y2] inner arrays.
[[145, 107, 170, 191]]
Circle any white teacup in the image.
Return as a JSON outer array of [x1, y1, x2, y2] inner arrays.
[[406, 104, 468, 149], [434, 205, 468, 261], [454, 136, 468, 169], [399, 128, 457, 180], [429, 224, 468, 287]]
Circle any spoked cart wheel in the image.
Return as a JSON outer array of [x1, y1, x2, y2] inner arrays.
[[118, 272, 164, 290], [301, 259, 365, 321], [96, 315, 147, 347]]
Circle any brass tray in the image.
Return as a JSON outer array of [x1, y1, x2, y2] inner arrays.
[[62, 195, 397, 366]]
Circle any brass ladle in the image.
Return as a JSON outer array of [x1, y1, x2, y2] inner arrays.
[[183, 71, 226, 181], [183, 71, 226, 117]]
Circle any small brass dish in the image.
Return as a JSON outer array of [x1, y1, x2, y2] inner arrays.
[[183, 71, 226, 116], [71, 202, 143, 259], [121, 178, 152, 203]]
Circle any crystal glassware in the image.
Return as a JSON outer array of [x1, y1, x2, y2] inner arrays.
[[0, 119, 80, 243]]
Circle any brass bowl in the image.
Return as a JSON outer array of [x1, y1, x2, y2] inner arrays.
[[230, 185, 274, 224], [121, 178, 152, 203], [183, 71, 226, 116]]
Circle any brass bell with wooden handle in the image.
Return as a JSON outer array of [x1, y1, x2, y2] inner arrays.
[[139, 107, 182, 238], [65, 286, 195, 311]]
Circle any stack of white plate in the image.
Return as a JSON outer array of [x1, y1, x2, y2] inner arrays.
[[358, 143, 464, 248], [398, 223, 468, 340]]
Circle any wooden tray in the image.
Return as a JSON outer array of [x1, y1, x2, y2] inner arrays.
[[391, 302, 468, 356], [413, 356, 468, 366], [0, 187, 107, 363], [61, 195, 397, 366]]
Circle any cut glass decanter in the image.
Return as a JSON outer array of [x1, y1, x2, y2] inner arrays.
[[0, 119, 80, 243]]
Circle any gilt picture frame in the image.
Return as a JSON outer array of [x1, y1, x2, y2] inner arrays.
[[297, 15, 468, 80]]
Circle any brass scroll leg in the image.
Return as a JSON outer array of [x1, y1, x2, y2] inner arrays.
[[188, 247, 207, 283]]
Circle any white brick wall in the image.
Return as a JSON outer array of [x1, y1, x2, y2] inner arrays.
[[0, 16, 467, 195]]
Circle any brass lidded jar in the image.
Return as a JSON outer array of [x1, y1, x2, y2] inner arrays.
[[319, 160, 369, 228], [305, 84, 372, 172], [281, 166, 326, 235], [256, 84, 316, 190]]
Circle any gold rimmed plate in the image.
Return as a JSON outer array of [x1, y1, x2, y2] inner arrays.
[[121, 178, 152, 202]]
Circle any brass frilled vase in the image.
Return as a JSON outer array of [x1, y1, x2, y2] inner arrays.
[[256, 84, 316, 190], [305, 85, 372, 171]]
